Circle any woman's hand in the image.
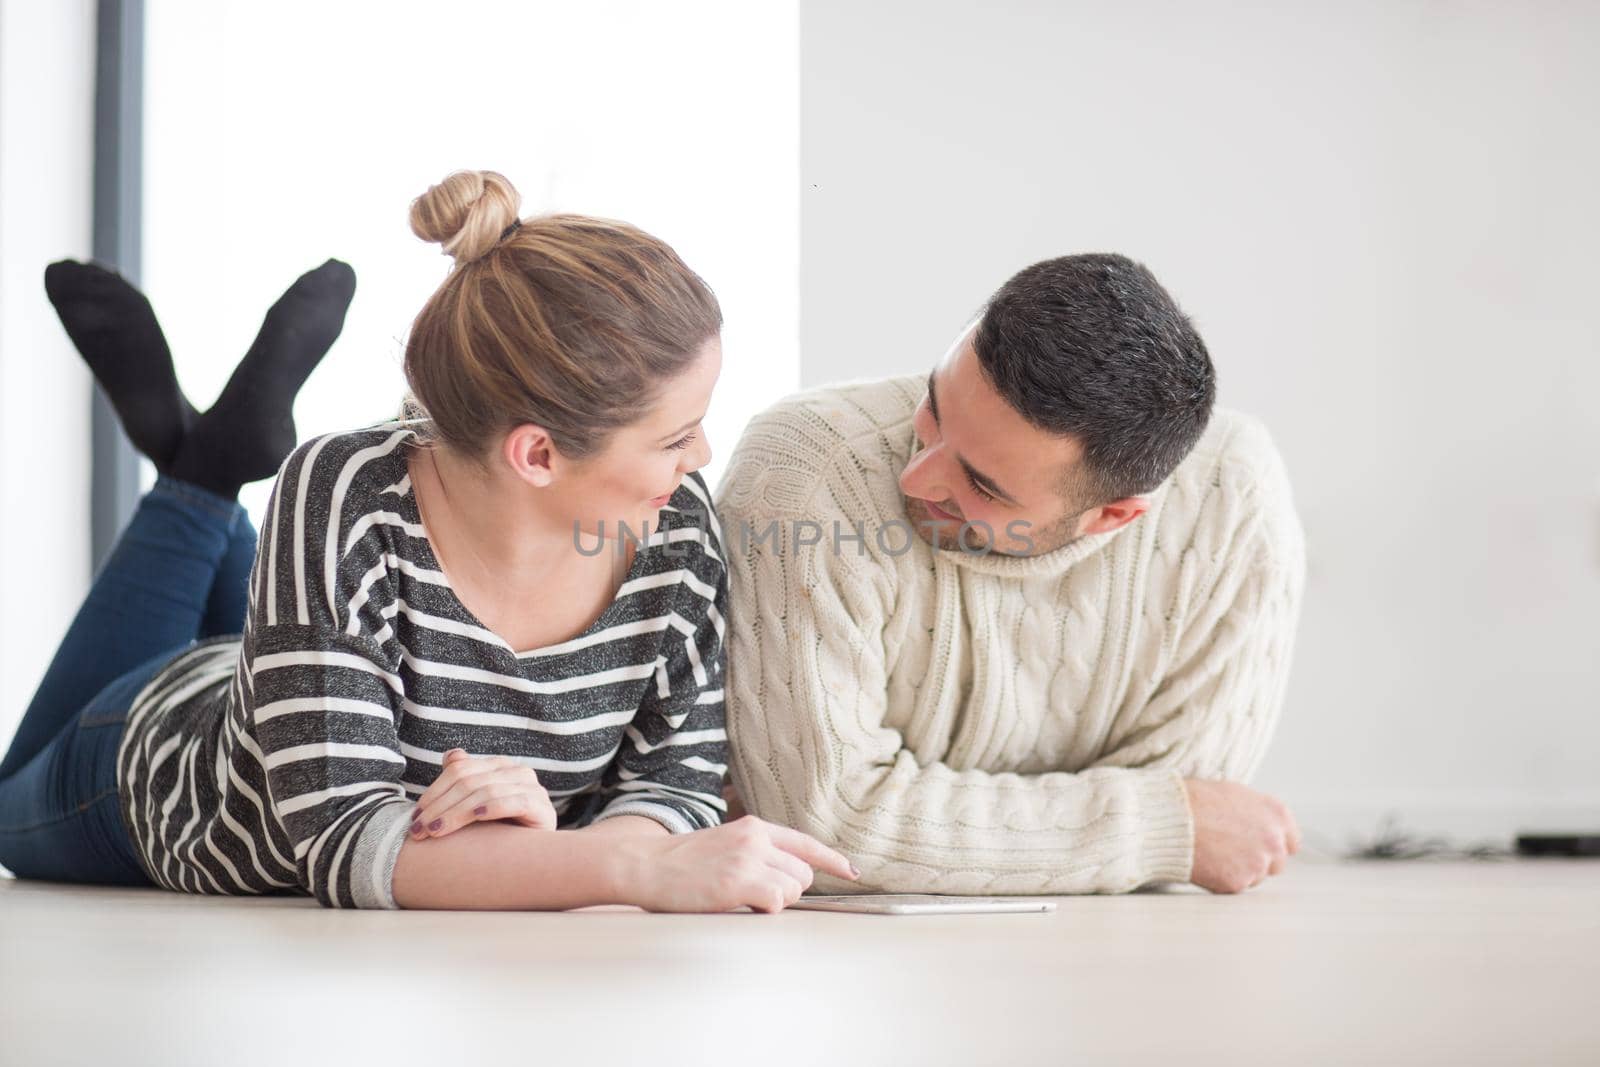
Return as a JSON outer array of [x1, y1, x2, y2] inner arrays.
[[630, 814, 861, 913], [411, 748, 558, 840]]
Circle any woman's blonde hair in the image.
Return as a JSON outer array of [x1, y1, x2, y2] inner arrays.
[[403, 169, 722, 460]]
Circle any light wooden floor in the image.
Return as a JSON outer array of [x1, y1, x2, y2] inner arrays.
[[1, 856, 1595, 1066]]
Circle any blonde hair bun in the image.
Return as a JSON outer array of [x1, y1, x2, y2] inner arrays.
[[410, 170, 522, 266]]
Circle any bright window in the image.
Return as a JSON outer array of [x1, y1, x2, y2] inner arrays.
[[145, 0, 799, 522]]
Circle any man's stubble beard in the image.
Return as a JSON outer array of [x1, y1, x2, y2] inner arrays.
[[901, 495, 1084, 558]]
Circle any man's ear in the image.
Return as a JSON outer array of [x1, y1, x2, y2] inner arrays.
[[1077, 496, 1149, 537], [501, 424, 560, 488]]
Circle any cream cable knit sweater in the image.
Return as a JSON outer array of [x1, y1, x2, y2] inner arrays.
[[714, 374, 1306, 895]]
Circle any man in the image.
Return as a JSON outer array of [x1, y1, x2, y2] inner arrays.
[[714, 253, 1305, 895]]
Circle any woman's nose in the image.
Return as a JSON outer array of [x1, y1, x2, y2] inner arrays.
[[682, 432, 712, 473]]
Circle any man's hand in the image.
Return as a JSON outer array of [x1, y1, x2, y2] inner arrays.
[[1184, 778, 1301, 894]]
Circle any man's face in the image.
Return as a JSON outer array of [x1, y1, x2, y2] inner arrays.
[[898, 328, 1144, 556]]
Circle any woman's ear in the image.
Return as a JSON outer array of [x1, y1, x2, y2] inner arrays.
[[501, 424, 560, 488]]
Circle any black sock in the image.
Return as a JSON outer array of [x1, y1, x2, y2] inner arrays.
[[44, 260, 198, 472], [170, 265, 355, 502], [170, 259, 357, 499]]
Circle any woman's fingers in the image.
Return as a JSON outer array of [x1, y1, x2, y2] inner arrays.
[[758, 819, 859, 881], [743, 866, 804, 913], [414, 749, 472, 811], [763, 846, 816, 892], [415, 780, 501, 836], [414, 769, 499, 830], [414, 767, 546, 836], [481, 789, 558, 831], [416, 785, 555, 838], [409, 751, 557, 840]]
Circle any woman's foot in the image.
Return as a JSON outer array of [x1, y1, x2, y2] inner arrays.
[[43, 260, 197, 472], [171, 259, 357, 498]]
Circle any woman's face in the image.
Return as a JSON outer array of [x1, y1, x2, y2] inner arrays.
[[551, 336, 722, 542]]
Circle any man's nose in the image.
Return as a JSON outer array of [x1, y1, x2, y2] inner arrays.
[[898, 442, 949, 501]]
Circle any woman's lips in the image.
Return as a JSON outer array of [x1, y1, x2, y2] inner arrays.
[[648, 489, 675, 507]]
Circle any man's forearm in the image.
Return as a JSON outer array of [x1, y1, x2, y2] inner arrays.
[[750, 761, 1195, 896], [391, 822, 648, 910]]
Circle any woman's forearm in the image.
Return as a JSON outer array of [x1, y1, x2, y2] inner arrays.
[[579, 814, 672, 837], [391, 822, 649, 910]]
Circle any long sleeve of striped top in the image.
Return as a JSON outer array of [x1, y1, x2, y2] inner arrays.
[[240, 434, 426, 908], [117, 423, 729, 909], [245, 621, 411, 909]]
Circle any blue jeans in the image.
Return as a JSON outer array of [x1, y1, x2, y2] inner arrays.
[[0, 477, 257, 885]]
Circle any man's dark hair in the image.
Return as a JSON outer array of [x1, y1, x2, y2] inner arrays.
[[973, 253, 1216, 506]]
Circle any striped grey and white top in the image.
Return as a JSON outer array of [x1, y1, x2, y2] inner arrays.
[[115, 422, 729, 909]]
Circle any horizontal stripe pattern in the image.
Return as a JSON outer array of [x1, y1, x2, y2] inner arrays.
[[118, 421, 729, 908]]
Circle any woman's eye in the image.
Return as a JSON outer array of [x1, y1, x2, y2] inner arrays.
[[965, 470, 996, 503], [666, 431, 698, 452]]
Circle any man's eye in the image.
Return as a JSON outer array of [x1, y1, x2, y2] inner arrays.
[[965, 471, 996, 502]]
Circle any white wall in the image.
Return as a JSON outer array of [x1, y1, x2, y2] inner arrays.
[[145, 0, 800, 523], [0, 1, 95, 754], [800, 1, 1600, 841], [5, 0, 1593, 847]]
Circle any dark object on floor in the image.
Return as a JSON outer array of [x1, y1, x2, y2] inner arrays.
[[1345, 814, 1513, 861], [1515, 833, 1600, 858]]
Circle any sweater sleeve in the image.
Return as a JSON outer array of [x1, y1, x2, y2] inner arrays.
[[246, 624, 412, 909], [589, 506, 732, 833], [242, 435, 414, 909], [720, 430, 1305, 897]]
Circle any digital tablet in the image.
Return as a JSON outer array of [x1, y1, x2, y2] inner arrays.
[[787, 894, 1057, 915]]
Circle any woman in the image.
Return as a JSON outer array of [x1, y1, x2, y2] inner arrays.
[[0, 169, 857, 911]]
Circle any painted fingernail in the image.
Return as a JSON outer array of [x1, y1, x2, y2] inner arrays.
[[410, 820, 423, 836], [849, 863, 861, 878], [428, 818, 442, 832], [473, 805, 487, 816]]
